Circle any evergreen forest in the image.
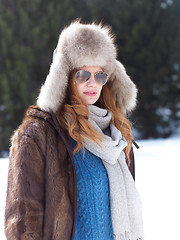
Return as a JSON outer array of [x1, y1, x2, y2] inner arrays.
[[0, 0, 180, 155]]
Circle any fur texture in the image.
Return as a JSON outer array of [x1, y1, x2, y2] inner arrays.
[[37, 20, 137, 114], [5, 108, 75, 240], [5, 107, 135, 240]]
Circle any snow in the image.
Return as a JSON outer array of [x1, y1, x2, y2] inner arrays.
[[134, 137, 180, 240], [1, 137, 180, 240]]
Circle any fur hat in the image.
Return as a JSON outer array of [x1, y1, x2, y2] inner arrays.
[[37, 20, 137, 115]]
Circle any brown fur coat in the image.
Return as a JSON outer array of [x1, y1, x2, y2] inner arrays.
[[5, 107, 135, 240]]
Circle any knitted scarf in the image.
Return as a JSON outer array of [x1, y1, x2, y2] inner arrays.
[[83, 105, 144, 240]]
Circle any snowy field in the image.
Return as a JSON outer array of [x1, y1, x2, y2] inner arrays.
[[134, 137, 180, 240], [0, 137, 180, 240]]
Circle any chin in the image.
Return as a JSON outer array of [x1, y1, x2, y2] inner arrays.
[[83, 98, 97, 105], [86, 102, 96, 105]]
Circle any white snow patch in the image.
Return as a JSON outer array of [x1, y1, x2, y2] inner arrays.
[[134, 138, 180, 240], [0, 137, 180, 240]]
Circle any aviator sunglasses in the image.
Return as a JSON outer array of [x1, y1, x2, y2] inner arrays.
[[75, 70, 108, 86]]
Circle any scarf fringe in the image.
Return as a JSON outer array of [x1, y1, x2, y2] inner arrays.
[[114, 232, 144, 240]]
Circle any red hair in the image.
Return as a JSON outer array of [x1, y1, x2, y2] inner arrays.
[[56, 71, 133, 164]]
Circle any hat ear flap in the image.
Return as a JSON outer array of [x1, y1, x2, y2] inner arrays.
[[109, 60, 137, 115], [37, 52, 69, 113]]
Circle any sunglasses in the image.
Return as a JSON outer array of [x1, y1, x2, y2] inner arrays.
[[75, 70, 108, 86]]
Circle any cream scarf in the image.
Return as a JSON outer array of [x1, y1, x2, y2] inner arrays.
[[83, 105, 144, 240]]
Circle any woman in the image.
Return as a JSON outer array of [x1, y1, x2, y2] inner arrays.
[[5, 21, 144, 240]]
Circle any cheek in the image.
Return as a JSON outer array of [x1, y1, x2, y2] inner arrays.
[[75, 82, 86, 100], [98, 85, 103, 95], [75, 82, 82, 95]]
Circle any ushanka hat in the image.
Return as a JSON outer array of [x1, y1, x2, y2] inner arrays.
[[37, 20, 137, 115]]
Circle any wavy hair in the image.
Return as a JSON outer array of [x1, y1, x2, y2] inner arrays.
[[56, 71, 133, 164]]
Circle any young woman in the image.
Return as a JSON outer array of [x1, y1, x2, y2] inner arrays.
[[5, 21, 144, 240]]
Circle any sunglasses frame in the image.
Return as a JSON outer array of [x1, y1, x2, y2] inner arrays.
[[75, 70, 108, 86]]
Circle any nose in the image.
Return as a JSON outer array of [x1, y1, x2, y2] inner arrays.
[[86, 74, 96, 86]]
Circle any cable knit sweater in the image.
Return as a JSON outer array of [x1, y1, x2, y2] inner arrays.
[[70, 138, 114, 240]]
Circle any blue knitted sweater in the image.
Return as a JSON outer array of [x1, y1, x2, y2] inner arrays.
[[70, 138, 114, 240]]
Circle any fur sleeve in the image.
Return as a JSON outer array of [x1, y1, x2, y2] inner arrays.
[[125, 146, 135, 181], [4, 131, 45, 240], [129, 147, 135, 181]]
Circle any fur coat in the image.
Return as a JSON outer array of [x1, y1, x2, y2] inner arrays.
[[4, 106, 135, 240], [5, 21, 137, 240]]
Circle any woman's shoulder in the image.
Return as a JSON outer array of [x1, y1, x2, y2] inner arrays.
[[9, 106, 70, 169], [11, 106, 57, 148]]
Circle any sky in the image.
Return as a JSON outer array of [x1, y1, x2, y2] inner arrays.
[[1, 136, 180, 240]]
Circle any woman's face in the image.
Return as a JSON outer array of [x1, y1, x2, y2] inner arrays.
[[73, 66, 104, 105]]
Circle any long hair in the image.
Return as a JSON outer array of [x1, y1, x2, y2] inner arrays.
[[56, 72, 133, 164]]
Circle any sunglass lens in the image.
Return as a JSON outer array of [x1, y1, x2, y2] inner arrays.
[[75, 70, 91, 83], [95, 72, 108, 85]]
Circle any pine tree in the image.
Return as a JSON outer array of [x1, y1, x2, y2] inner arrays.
[[88, 0, 179, 138], [0, 0, 179, 155], [93, 0, 179, 138], [0, 0, 90, 154], [0, 0, 40, 154]]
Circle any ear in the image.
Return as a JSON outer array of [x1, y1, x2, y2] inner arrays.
[[109, 60, 137, 115], [37, 51, 70, 113]]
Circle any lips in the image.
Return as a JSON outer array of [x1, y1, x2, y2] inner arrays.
[[83, 91, 97, 96]]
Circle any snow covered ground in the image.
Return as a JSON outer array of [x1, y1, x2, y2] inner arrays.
[[0, 137, 180, 240], [134, 137, 180, 240]]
